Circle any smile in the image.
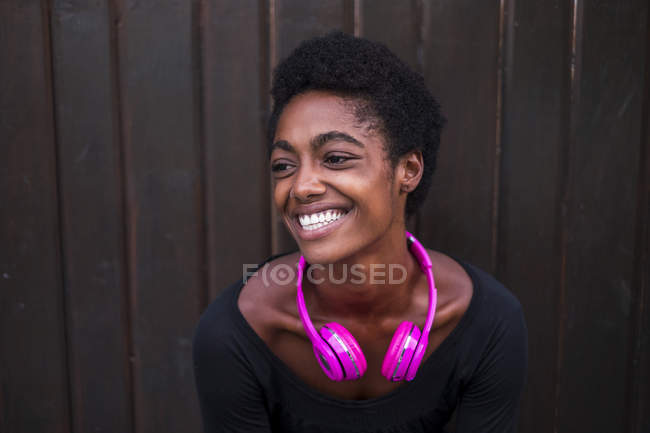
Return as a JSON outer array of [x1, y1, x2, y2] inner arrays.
[[293, 208, 350, 241], [298, 209, 347, 230]]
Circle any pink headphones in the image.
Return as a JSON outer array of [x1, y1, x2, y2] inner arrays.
[[296, 230, 437, 382]]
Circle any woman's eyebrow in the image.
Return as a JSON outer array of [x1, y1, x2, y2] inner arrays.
[[270, 140, 293, 153], [271, 131, 365, 153], [311, 131, 365, 149], [271, 131, 365, 154]]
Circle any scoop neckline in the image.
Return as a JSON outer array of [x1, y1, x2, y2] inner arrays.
[[231, 249, 481, 408]]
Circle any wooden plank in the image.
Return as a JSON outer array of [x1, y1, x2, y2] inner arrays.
[[115, 0, 203, 431], [202, 0, 270, 299], [49, 1, 132, 432], [634, 151, 650, 433], [629, 7, 650, 433], [271, 0, 350, 254], [418, 1, 501, 272], [275, 0, 350, 58], [0, 3, 70, 433], [360, 0, 419, 72], [556, 1, 648, 432], [497, 2, 571, 433], [631, 90, 650, 432]]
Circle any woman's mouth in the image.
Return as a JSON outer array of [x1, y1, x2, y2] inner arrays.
[[293, 208, 350, 241]]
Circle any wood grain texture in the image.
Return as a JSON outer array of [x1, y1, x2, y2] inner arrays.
[[0, 2, 70, 432], [114, 0, 203, 431], [497, 2, 571, 432], [629, 5, 650, 433], [360, 0, 420, 72], [418, 0, 501, 273], [202, 0, 270, 299], [631, 59, 650, 432], [555, 1, 648, 432], [50, 1, 133, 432]]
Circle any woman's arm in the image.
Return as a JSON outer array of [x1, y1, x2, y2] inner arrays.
[[455, 302, 528, 433], [192, 314, 272, 433]]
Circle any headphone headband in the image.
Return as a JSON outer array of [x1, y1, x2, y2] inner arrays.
[[296, 231, 437, 349]]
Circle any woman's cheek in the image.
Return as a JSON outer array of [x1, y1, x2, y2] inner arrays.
[[273, 181, 290, 209]]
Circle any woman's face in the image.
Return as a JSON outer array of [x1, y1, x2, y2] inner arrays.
[[271, 90, 407, 265]]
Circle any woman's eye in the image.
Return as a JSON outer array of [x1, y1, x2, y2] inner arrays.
[[271, 162, 292, 172], [324, 155, 350, 165]]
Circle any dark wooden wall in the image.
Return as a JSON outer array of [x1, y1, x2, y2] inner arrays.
[[1, 1, 648, 432]]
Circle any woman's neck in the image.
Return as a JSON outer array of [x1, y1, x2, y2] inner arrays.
[[301, 228, 425, 321]]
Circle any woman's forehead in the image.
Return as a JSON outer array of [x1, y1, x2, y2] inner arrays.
[[278, 91, 356, 125], [274, 90, 385, 149]]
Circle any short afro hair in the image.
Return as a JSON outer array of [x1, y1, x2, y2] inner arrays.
[[268, 31, 446, 218]]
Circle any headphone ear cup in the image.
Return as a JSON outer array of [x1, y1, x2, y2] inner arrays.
[[381, 321, 421, 382], [405, 340, 428, 381], [312, 338, 344, 382], [318, 322, 367, 380]]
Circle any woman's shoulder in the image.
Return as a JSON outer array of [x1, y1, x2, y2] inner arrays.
[[455, 256, 524, 317], [444, 254, 526, 356], [427, 250, 526, 357], [428, 249, 474, 317], [237, 250, 304, 342], [193, 251, 302, 360]]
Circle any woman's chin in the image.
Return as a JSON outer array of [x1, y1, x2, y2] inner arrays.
[[298, 243, 344, 266]]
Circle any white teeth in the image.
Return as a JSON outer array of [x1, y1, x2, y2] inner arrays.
[[297, 209, 347, 230]]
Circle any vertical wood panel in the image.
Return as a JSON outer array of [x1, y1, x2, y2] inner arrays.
[[634, 145, 650, 433], [635, 249, 650, 433], [419, 0, 501, 272], [630, 9, 650, 432], [360, 0, 419, 72], [0, 3, 70, 433], [202, 0, 270, 299], [50, 1, 133, 432], [115, 0, 203, 431], [275, 0, 350, 57], [556, 1, 648, 432], [497, 2, 571, 433], [271, 0, 351, 254], [632, 54, 650, 431]]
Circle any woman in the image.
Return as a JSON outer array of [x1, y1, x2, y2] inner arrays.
[[193, 32, 527, 433]]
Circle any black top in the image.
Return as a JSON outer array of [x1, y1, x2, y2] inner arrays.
[[192, 251, 528, 433]]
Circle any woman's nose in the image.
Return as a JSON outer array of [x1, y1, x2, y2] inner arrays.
[[290, 165, 326, 201]]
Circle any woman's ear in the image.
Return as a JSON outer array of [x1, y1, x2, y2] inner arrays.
[[399, 151, 424, 193]]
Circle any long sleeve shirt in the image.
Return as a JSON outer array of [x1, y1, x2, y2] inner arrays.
[[192, 252, 528, 433]]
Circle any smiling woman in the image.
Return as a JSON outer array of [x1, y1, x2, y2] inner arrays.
[[192, 32, 528, 433]]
